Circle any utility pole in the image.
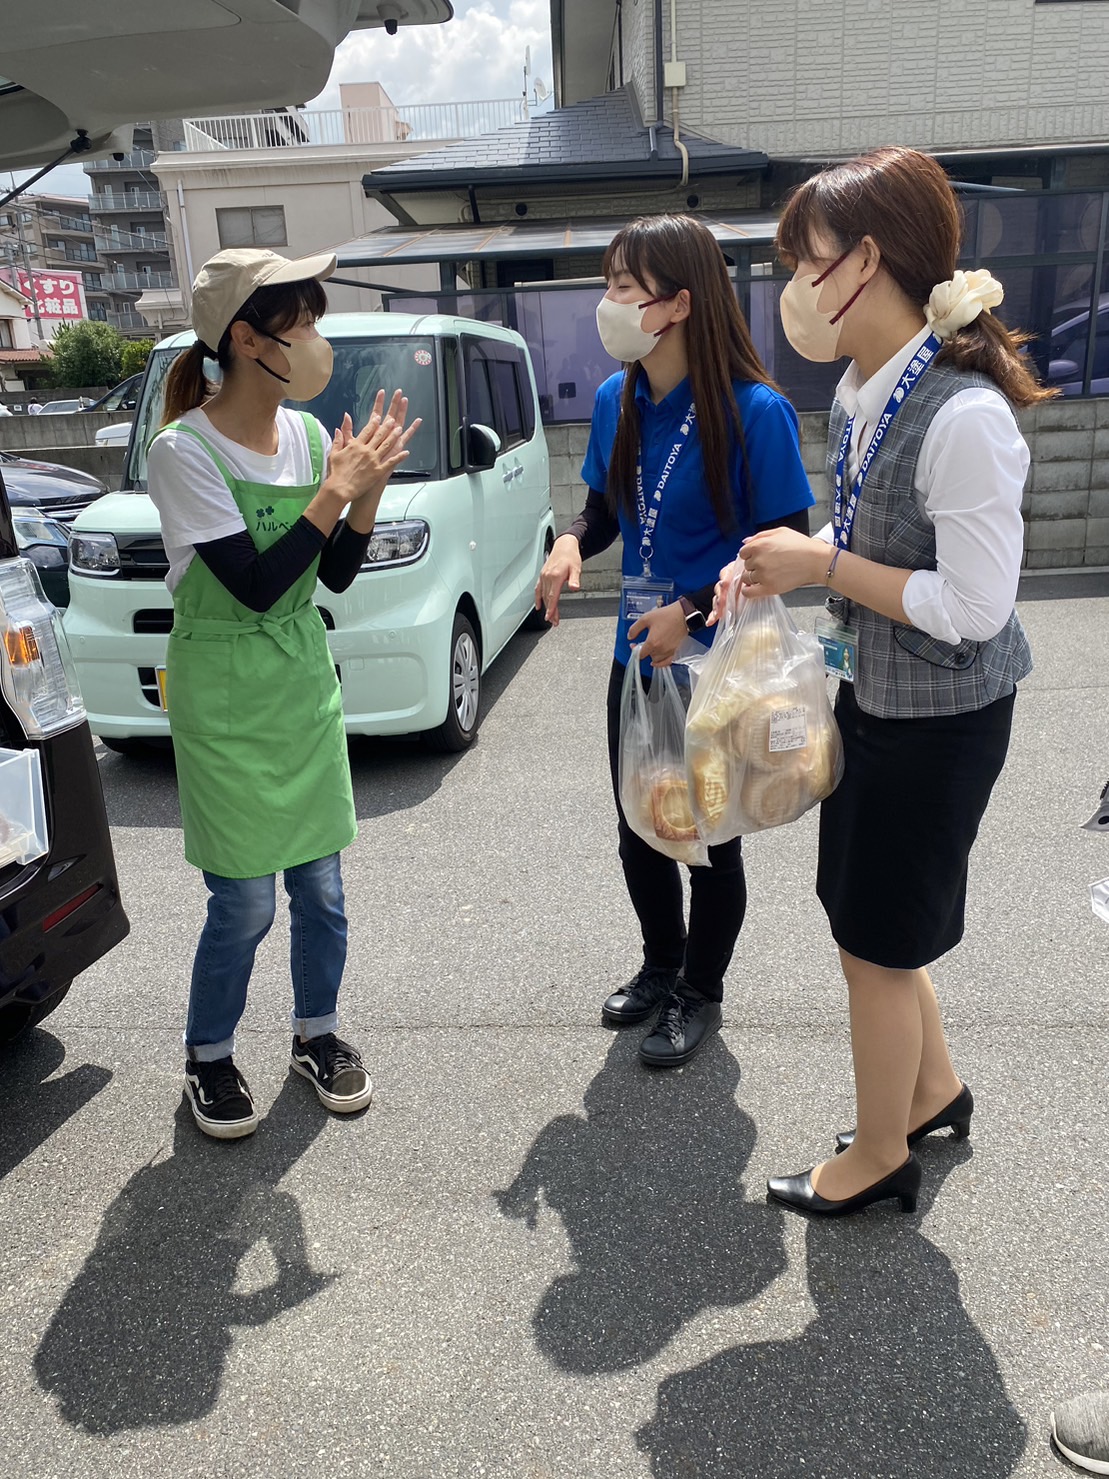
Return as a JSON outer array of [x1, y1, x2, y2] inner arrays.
[[3, 175, 45, 344]]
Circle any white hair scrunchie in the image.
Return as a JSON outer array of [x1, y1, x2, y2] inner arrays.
[[925, 268, 1005, 340]]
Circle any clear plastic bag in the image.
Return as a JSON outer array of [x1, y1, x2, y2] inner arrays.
[[684, 574, 844, 842], [618, 651, 710, 867]]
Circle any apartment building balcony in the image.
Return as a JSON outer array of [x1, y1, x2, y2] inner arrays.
[[102, 269, 175, 292], [87, 150, 157, 172], [39, 212, 95, 237], [90, 191, 163, 213], [93, 226, 170, 256], [181, 99, 527, 153], [105, 308, 150, 332]]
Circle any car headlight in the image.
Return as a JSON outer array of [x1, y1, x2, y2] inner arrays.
[[70, 531, 120, 576], [361, 520, 430, 570]]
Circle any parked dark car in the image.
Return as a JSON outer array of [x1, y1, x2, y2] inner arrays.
[[82, 375, 141, 415], [13, 517, 71, 609], [0, 452, 107, 611]]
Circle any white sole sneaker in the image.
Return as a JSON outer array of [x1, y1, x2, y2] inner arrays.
[[1053, 1414, 1109, 1475], [290, 1055, 373, 1113], [183, 1079, 259, 1140]]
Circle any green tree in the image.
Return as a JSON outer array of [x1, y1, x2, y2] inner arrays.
[[120, 338, 154, 379], [48, 321, 125, 389]]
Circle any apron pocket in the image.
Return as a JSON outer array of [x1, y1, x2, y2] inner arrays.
[[166, 637, 234, 737]]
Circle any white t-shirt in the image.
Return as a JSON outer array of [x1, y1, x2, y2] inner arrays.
[[147, 406, 331, 593]]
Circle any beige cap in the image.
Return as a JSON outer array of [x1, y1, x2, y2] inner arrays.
[[190, 247, 336, 351]]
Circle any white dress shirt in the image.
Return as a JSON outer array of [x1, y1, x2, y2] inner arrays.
[[820, 325, 1029, 645]]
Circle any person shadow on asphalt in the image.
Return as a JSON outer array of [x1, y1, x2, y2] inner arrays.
[[34, 1077, 335, 1434], [494, 1031, 787, 1374], [636, 1138, 1028, 1478]]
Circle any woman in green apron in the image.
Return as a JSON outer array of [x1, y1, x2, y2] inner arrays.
[[147, 247, 418, 1139]]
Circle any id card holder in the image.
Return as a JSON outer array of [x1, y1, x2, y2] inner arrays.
[[815, 614, 858, 682], [620, 574, 675, 624]]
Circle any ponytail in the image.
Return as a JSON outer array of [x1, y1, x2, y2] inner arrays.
[[938, 316, 1058, 409], [161, 341, 212, 426]]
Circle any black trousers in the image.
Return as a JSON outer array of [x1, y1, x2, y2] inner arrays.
[[606, 660, 746, 1002]]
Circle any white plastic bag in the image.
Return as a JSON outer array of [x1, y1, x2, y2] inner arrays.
[[684, 575, 844, 843], [618, 651, 710, 867]]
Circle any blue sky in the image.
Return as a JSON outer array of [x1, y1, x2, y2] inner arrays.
[[10, 0, 553, 203]]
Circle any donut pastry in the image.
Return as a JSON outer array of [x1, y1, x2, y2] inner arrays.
[[740, 766, 806, 830], [732, 688, 808, 770], [650, 769, 698, 842]]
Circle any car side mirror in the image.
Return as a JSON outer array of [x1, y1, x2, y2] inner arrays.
[[466, 422, 501, 470], [123, 398, 136, 411], [1048, 358, 1080, 383]]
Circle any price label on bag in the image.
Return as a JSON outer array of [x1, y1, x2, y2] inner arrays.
[[769, 705, 807, 753]]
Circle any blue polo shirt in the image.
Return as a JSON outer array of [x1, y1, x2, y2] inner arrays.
[[581, 369, 814, 666]]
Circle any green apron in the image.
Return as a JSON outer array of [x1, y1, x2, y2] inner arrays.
[[162, 411, 356, 878]]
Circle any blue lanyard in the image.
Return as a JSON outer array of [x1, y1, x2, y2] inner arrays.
[[634, 400, 697, 576], [833, 333, 941, 551]]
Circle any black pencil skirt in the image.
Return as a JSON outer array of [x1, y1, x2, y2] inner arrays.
[[816, 681, 1016, 970]]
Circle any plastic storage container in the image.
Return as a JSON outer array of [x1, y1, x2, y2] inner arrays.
[[0, 746, 49, 868]]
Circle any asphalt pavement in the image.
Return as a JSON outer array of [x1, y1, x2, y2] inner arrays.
[[1, 583, 1108, 1479]]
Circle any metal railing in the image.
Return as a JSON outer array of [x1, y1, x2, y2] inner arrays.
[[102, 269, 176, 291], [181, 99, 527, 152], [94, 226, 170, 255], [90, 191, 163, 213], [105, 309, 149, 331], [85, 149, 157, 172]]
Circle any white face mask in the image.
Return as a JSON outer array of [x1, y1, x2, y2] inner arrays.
[[779, 248, 866, 363], [595, 293, 673, 363], [256, 329, 334, 400]]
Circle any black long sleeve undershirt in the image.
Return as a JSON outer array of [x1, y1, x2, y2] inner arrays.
[[562, 491, 811, 617], [193, 516, 371, 612]]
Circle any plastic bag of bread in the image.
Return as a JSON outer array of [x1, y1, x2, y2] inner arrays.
[[618, 651, 710, 867], [684, 574, 843, 841]]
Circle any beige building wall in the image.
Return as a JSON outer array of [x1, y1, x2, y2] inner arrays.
[[154, 145, 443, 321], [621, 0, 1109, 157]]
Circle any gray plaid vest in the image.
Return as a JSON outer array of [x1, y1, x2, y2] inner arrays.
[[825, 360, 1032, 718]]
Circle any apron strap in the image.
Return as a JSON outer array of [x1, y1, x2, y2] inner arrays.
[[298, 411, 325, 486], [173, 607, 309, 657], [161, 421, 239, 487]]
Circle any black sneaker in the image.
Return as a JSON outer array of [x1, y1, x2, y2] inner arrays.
[[290, 1033, 373, 1113], [601, 965, 680, 1027], [183, 1056, 259, 1139], [639, 981, 723, 1067]]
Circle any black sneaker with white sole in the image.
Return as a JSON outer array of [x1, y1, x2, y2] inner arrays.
[[183, 1055, 259, 1139], [290, 1033, 373, 1113]]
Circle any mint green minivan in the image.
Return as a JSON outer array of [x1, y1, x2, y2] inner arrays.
[[62, 313, 555, 753]]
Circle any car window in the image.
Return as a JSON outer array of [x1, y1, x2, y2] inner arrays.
[[290, 336, 439, 478], [491, 358, 525, 448], [442, 338, 464, 472], [464, 343, 497, 433]]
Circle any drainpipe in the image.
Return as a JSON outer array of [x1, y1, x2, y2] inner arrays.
[[669, 0, 689, 188], [175, 182, 195, 297]]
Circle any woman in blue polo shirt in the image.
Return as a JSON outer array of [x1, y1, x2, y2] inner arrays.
[[536, 214, 814, 1068]]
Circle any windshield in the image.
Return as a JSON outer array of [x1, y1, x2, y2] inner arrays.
[[126, 335, 441, 489]]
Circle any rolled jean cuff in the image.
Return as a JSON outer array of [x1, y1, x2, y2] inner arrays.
[[291, 1009, 339, 1041], [185, 1032, 235, 1062]]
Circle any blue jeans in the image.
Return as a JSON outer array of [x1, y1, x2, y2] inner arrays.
[[185, 853, 348, 1062]]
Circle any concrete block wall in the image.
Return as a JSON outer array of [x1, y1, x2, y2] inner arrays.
[[0, 412, 131, 491], [546, 399, 1109, 591]]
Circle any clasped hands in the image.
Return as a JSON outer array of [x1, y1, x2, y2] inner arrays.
[[327, 389, 422, 506]]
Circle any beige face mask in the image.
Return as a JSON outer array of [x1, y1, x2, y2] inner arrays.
[[779, 248, 866, 363], [256, 329, 334, 401]]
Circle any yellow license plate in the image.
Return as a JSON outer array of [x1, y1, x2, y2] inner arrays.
[[156, 665, 168, 712]]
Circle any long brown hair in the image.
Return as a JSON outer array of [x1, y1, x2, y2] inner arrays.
[[602, 214, 779, 533], [775, 146, 1056, 408], [161, 277, 328, 425]]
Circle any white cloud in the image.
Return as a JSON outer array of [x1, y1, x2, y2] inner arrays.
[[309, 0, 553, 110]]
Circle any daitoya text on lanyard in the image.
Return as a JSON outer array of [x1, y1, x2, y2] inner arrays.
[[635, 401, 697, 577], [832, 333, 942, 552]]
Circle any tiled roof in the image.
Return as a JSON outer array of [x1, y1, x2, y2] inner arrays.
[[366, 87, 765, 192], [0, 348, 48, 363]]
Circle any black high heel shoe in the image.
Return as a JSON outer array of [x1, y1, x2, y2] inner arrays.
[[767, 1153, 922, 1217], [833, 1083, 974, 1155]]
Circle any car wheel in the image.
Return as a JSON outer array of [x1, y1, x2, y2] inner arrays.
[[99, 737, 167, 756], [521, 531, 555, 633], [0, 982, 72, 1047], [425, 611, 481, 753]]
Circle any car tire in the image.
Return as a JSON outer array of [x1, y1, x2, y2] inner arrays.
[[425, 611, 481, 753], [99, 737, 168, 756], [0, 981, 72, 1047], [521, 532, 555, 633]]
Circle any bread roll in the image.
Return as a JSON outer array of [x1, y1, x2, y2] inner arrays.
[[686, 681, 753, 741], [691, 750, 731, 831], [740, 766, 805, 829], [650, 769, 698, 842], [733, 624, 785, 674]]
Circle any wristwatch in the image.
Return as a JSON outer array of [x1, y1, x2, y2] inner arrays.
[[678, 595, 707, 633]]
